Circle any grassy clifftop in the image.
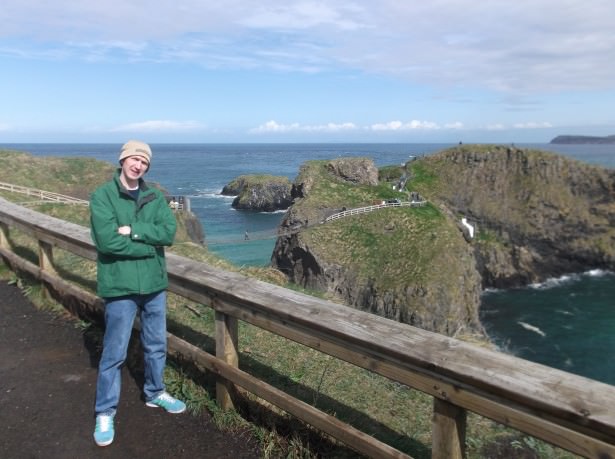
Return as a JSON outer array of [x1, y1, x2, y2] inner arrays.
[[273, 157, 483, 335], [0, 149, 114, 200]]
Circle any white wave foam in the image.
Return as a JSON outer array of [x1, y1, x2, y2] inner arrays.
[[529, 269, 614, 290], [555, 309, 574, 316], [189, 191, 236, 199], [586, 268, 609, 277], [530, 274, 578, 290], [517, 321, 546, 337]]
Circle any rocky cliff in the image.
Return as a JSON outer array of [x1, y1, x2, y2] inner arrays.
[[222, 175, 292, 212], [412, 145, 615, 288], [272, 157, 483, 336], [271, 148, 614, 336]]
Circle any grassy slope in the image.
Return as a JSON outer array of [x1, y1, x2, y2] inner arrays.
[[294, 159, 462, 284], [289, 159, 479, 334]]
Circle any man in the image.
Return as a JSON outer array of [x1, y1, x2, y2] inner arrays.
[[90, 140, 185, 447]]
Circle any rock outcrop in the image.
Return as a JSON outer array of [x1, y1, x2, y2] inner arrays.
[[175, 210, 206, 246], [271, 148, 615, 336], [416, 145, 615, 288], [272, 157, 483, 336], [222, 175, 292, 212]]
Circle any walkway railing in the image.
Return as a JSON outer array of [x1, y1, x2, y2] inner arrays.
[[0, 181, 89, 206], [0, 196, 614, 459], [324, 200, 427, 223]]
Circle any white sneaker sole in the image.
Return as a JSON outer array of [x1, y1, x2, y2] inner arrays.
[[145, 401, 186, 414]]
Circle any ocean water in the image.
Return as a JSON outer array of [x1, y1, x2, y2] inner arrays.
[[481, 270, 615, 384], [3, 142, 614, 384]]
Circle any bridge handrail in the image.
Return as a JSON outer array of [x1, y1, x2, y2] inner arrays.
[[0, 196, 613, 459]]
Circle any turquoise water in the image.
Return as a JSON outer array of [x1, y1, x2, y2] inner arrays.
[[480, 270, 615, 384], [3, 142, 614, 384]]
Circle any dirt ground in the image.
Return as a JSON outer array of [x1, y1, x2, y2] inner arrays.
[[0, 280, 260, 459]]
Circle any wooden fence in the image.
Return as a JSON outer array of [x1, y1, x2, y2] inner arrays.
[[0, 196, 614, 459], [0, 181, 89, 205], [324, 200, 427, 223]]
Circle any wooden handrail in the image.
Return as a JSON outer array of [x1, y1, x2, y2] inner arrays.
[[0, 196, 613, 459]]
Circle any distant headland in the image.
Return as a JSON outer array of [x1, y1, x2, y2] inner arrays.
[[550, 134, 615, 144]]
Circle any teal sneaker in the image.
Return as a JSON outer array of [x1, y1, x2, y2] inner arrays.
[[146, 392, 186, 414], [93, 413, 115, 447]]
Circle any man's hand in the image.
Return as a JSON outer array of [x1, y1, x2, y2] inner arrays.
[[118, 225, 131, 236]]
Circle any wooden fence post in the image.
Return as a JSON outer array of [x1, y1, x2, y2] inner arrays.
[[38, 240, 57, 298], [0, 222, 8, 249], [432, 398, 466, 459], [215, 303, 239, 410]]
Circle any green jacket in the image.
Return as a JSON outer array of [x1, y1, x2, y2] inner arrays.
[[90, 171, 177, 298]]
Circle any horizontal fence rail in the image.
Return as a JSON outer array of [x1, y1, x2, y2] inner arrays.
[[0, 196, 614, 459], [324, 200, 427, 223], [0, 181, 89, 206]]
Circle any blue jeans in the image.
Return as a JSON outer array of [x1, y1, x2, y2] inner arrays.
[[95, 290, 168, 415]]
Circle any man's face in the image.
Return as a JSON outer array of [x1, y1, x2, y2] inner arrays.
[[121, 155, 149, 181]]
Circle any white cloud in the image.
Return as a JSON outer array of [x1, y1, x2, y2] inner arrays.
[[369, 120, 440, 131], [3, 1, 614, 94], [238, 3, 366, 31], [250, 120, 357, 133], [513, 122, 553, 129], [111, 120, 203, 132]]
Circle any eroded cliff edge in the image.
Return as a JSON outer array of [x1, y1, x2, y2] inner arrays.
[[271, 146, 615, 336]]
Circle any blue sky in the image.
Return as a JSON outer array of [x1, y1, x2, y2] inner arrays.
[[1, 1, 615, 143]]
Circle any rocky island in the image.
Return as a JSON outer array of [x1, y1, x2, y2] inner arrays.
[[221, 174, 292, 212], [271, 146, 615, 337]]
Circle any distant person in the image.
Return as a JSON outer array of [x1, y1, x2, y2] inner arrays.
[[244, 230, 250, 240], [169, 197, 179, 210], [89, 140, 185, 447]]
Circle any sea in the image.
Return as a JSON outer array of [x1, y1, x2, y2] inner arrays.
[[2, 142, 614, 385]]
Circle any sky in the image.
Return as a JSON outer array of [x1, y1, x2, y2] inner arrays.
[[1, 1, 615, 144]]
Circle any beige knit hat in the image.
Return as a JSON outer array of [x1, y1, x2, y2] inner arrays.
[[118, 140, 152, 165]]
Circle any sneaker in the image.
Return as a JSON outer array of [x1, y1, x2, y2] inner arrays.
[[146, 392, 186, 414], [93, 413, 115, 447]]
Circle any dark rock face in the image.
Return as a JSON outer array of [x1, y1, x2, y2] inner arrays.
[[420, 146, 615, 288], [222, 175, 292, 212], [233, 182, 292, 212], [325, 157, 379, 185], [182, 212, 206, 245]]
